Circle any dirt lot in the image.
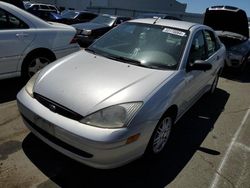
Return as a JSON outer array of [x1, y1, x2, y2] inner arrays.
[[0, 69, 250, 188]]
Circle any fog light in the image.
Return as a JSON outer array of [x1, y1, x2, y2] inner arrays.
[[126, 133, 140, 144]]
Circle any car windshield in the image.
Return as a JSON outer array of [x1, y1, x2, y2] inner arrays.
[[87, 22, 188, 70], [61, 11, 79, 19], [91, 15, 116, 26]]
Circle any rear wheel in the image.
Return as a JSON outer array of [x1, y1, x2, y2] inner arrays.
[[22, 52, 55, 81]]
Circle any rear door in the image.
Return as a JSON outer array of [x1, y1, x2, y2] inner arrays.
[[0, 8, 35, 75]]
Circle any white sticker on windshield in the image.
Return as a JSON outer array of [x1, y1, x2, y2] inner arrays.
[[162, 28, 186, 36]]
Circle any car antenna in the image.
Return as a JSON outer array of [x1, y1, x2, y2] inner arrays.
[[153, 17, 161, 24]]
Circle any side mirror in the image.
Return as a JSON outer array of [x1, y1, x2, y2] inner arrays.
[[188, 60, 212, 71]]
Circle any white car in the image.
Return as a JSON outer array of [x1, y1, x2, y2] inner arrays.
[[0, 2, 80, 80], [18, 18, 225, 169]]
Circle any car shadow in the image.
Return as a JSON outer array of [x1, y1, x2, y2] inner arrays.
[[221, 64, 250, 83], [22, 88, 229, 188], [0, 78, 24, 104]]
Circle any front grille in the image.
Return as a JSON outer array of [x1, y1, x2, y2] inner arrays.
[[34, 93, 83, 121], [22, 114, 93, 158]]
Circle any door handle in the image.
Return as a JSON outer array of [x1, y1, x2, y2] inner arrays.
[[16, 33, 29, 38]]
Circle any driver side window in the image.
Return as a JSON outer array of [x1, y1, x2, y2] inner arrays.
[[189, 31, 206, 64]]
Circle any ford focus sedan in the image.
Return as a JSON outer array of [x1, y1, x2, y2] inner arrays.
[[17, 18, 225, 169]]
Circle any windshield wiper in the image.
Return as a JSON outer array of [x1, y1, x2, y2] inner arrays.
[[105, 55, 142, 65], [105, 54, 170, 69]]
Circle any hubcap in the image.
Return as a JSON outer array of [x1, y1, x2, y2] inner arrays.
[[152, 117, 172, 153], [28, 57, 50, 77]]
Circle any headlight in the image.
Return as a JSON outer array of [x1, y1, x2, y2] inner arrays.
[[25, 71, 40, 97], [82, 29, 92, 35], [80, 102, 142, 128]]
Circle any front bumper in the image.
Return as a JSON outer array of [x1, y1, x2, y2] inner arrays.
[[17, 88, 146, 169]]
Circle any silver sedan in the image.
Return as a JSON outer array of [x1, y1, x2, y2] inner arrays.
[[17, 18, 225, 169], [0, 2, 80, 80]]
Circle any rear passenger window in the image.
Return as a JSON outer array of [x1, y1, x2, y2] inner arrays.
[[0, 9, 29, 30], [32, 5, 39, 10], [40, 5, 48, 10], [49, 6, 57, 11], [0, 9, 7, 29], [204, 30, 218, 57]]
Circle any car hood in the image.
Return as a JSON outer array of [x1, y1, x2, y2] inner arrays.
[[72, 22, 109, 30], [204, 7, 249, 38], [33, 51, 174, 116]]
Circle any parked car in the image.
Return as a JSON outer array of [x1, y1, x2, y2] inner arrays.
[[0, 2, 80, 80], [72, 14, 131, 46], [26, 3, 60, 14], [136, 13, 181, 20], [17, 18, 225, 169], [204, 6, 250, 70], [58, 10, 98, 25], [26, 3, 60, 21]]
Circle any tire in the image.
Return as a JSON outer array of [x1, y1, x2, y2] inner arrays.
[[22, 52, 55, 81], [146, 115, 173, 155]]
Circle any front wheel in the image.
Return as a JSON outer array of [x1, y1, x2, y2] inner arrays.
[[147, 115, 173, 155]]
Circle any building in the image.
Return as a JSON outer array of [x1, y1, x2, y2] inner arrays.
[[31, 0, 186, 14], [29, 0, 205, 23]]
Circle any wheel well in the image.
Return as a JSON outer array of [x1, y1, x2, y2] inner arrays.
[[162, 105, 178, 123], [22, 48, 56, 70]]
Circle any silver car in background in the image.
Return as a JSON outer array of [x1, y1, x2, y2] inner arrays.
[[0, 2, 80, 80], [17, 18, 225, 169]]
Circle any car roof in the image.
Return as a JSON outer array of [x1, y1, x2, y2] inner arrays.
[[29, 3, 57, 7], [136, 13, 167, 18], [76, 10, 97, 14], [99, 14, 130, 18], [129, 18, 201, 31]]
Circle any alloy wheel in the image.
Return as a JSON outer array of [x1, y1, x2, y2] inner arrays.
[[28, 57, 50, 77], [152, 117, 172, 154]]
